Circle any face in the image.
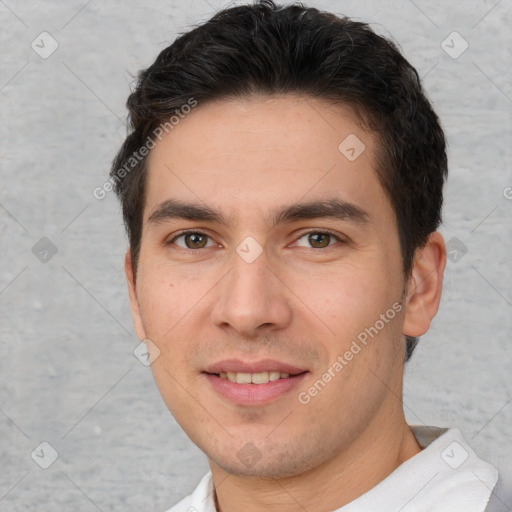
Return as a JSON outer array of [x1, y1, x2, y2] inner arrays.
[[127, 95, 417, 478]]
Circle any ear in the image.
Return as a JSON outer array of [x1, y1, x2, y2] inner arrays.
[[402, 231, 447, 337], [125, 250, 147, 341]]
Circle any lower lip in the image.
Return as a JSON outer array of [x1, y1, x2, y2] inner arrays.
[[204, 373, 308, 406]]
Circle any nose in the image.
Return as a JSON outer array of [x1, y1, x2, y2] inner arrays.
[[210, 244, 293, 338]]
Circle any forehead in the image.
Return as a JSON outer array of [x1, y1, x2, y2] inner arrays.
[[144, 95, 392, 227]]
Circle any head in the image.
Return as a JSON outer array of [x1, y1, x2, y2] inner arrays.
[[112, 1, 446, 479]]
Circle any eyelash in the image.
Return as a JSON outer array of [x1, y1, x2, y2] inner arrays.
[[167, 229, 347, 251]]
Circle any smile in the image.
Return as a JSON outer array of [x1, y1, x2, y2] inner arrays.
[[218, 371, 291, 384], [203, 359, 308, 406]]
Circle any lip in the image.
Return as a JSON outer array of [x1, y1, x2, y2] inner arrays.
[[204, 358, 306, 375], [203, 359, 308, 406]]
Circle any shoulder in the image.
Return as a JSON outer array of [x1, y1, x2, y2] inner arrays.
[[410, 426, 499, 512], [342, 426, 499, 512], [483, 474, 509, 512]]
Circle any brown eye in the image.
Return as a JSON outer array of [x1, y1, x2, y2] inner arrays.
[[308, 233, 332, 248], [185, 233, 208, 248], [295, 231, 339, 249], [172, 232, 214, 249]]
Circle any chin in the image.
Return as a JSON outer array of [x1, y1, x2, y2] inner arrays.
[[208, 442, 323, 480]]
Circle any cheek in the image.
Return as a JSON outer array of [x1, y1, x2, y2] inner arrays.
[[135, 259, 214, 339], [289, 262, 394, 332], [295, 267, 404, 381]]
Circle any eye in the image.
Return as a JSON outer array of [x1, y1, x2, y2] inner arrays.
[[171, 231, 216, 250], [295, 231, 341, 249]]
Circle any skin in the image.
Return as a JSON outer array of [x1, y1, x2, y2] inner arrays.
[[125, 95, 447, 512]]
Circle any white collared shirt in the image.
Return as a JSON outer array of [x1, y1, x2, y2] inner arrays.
[[166, 426, 499, 512]]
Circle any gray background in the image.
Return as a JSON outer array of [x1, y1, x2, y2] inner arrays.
[[1, 0, 511, 510]]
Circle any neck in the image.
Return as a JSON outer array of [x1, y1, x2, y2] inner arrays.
[[210, 413, 421, 512]]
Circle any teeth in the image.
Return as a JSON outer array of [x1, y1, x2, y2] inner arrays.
[[236, 372, 252, 384], [251, 371, 269, 384], [218, 371, 293, 384]]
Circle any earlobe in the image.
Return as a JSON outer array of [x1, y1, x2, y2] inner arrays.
[[402, 231, 447, 337], [125, 250, 147, 340]]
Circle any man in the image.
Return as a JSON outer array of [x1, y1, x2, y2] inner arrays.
[[110, 1, 500, 510]]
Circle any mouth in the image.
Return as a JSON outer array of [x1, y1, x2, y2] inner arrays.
[[217, 370, 294, 384], [203, 359, 308, 406]]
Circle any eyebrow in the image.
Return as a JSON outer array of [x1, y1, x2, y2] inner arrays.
[[147, 198, 369, 227]]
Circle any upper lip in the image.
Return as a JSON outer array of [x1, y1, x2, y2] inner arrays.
[[204, 359, 307, 375]]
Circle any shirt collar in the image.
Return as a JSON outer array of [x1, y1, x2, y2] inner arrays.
[[168, 427, 498, 512]]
